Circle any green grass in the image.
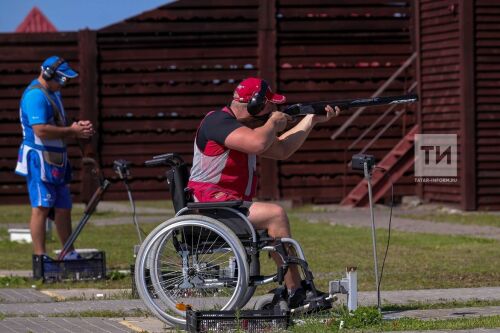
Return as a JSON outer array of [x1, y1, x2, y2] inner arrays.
[[291, 310, 500, 332], [261, 216, 500, 292], [398, 212, 500, 228], [0, 200, 174, 225], [1, 203, 500, 293], [381, 299, 500, 311]]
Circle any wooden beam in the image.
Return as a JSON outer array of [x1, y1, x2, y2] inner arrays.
[[257, 0, 279, 200], [459, 0, 476, 210], [78, 29, 100, 203]]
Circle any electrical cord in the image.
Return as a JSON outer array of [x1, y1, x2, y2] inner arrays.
[[377, 182, 394, 295]]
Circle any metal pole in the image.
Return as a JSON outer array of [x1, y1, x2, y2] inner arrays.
[[347, 267, 358, 312], [365, 162, 381, 310]]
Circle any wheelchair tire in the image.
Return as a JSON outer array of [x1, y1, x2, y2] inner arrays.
[[237, 253, 259, 308], [135, 214, 249, 327]]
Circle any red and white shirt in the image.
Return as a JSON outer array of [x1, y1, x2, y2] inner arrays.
[[188, 107, 257, 202]]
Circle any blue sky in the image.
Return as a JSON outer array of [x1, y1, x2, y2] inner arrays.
[[0, 0, 174, 32]]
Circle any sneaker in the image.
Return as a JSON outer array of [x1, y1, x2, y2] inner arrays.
[[63, 250, 82, 260], [288, 288, 306, 308]]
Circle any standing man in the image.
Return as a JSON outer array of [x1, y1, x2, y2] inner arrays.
[[15, 56, 94, 259], [188, 77, 340, 308]]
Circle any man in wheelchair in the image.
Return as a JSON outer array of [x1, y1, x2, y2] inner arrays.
[[187, 77, 340, 309]]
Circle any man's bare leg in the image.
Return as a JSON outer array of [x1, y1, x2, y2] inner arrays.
[[54, 208, 73, 252], [248, 202, 302, 290], [30, 207, 50, 255]]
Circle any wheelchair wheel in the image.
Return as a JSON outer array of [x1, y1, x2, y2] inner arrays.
[[135, 215, 249, 327], [238, 253, 259, 308]]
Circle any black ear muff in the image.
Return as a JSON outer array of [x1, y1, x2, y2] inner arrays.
[[247, 80, 268, 116], [41, 57, 66, 81]]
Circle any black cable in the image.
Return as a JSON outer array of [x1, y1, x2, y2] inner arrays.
[[378, 182, 394, 294]]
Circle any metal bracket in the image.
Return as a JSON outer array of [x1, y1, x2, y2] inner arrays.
[[329, 267, 358, 311]]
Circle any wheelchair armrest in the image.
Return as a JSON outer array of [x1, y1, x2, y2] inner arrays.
[[187, 200, 244, 210]]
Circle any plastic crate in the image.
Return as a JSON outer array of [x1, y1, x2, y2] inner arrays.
[[32, 251, 106, 282], [186, 309, 290, 333]]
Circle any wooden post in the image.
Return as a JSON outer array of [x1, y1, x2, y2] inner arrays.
[[459, 0, 476, 210], [257, 0, 279, 200], [78, 29, 99, 203]]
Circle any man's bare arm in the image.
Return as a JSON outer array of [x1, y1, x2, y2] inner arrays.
[[261, 106, 339, 160], [33, 122, 93, 140], [224, 112, 288, 154]]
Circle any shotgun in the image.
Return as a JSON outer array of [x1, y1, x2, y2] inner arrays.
[[282, 94, 418, 117]]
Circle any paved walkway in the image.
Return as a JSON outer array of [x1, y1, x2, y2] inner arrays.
[[293, 206, 500, 240], [1, 287, 500, 332]]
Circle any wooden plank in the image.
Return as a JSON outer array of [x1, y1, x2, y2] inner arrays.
[[279, 20, 408, 32], [100, 70, 257, 84], [78, 29, 99, 203], [421, 47, 459, 59], [0, 47, 78, 62], [100, 83, 235, 96], [100, 106, 209, 118], [0, 32, 77, 43], [279, 0, 410, 6], [421, 0, 457, 12], [421, 72, 460, 83], [99, 58, 256, 72], [280, 67, 397, 80], [420, 7, 457, 20], [421, 39, 459, 52], [279, 80, 408, 92], [102, 21, 258, 33], [99, 47, 257, 61], [279, 44, 411, 57], [421, 23, 458, 36], [421, 15, 459, 29], [131, 8, 258, 21], [279, 7, 410, 18], [100, 95, 229, 108]]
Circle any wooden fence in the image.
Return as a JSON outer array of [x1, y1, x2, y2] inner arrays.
[[0, 0, 414, 205]]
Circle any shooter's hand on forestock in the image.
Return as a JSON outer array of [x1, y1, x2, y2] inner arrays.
[[312, 105, 341, 124]]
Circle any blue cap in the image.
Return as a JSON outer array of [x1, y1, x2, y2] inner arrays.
[[42, 56, 78, 79]]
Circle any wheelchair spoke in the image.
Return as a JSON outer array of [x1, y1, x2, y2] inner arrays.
[[136, 217, 248, 324], [198, 234, 220, 265]]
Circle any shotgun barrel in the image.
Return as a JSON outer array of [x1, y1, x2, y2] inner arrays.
[[283, 93, 418, 117]]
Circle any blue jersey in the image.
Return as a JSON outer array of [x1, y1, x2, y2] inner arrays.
[[19, 79, 67, 148], [15, 79, 71, 185]]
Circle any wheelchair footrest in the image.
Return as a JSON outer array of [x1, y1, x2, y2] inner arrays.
[[186, 308, 290, 333]]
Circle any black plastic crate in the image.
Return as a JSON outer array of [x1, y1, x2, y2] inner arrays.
[[32, 251, 106, 283], [186, 309, 290, 333]]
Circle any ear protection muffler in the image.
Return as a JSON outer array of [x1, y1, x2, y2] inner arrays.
[[247, 80, 269, 116], [41, 57, 66, 81]]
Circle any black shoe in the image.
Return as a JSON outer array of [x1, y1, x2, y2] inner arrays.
[[288, 288, 306, 309]]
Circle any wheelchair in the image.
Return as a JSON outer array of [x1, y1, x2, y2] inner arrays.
[[134, 153, 335, 327]]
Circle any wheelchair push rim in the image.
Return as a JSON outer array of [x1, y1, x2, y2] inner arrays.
[[135, 215, 249, 327]]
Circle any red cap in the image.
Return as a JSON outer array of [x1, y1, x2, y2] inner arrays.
[[233, 77, 286, 104]]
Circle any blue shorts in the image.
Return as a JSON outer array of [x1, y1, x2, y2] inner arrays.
[[26, 152, 72, 209]]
